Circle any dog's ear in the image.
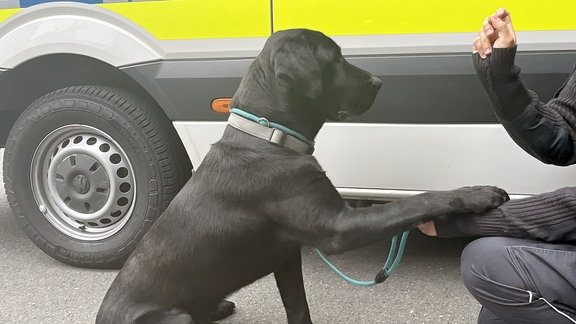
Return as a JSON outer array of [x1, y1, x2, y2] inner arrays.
[[274, 39, 322, 99]]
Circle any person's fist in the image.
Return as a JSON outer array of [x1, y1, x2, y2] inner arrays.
[[473, 8, 517, 59]]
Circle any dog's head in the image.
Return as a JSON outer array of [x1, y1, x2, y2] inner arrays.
[[232, 29, 382, 138]]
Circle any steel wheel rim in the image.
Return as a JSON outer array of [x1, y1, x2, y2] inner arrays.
[[30, 125, 136, 241]]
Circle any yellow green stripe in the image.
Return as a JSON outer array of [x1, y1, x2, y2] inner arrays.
[[0, 0, 271, 40], [100, 0, 271, 40], [1, 0, 575, 40], [274, 0, 576, 36]]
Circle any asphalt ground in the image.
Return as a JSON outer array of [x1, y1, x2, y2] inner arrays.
[[0, 148, 481, 323]]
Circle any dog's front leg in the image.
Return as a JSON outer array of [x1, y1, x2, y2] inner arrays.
[[282, 185, 508, 254], [274, 248, 313, 324]]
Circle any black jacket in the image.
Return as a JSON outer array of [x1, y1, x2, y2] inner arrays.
[[436, 47, 576, 242]]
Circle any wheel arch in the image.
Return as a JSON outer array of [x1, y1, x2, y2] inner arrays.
[[0, 3, 183, 151], [0, 2, 163, 68]]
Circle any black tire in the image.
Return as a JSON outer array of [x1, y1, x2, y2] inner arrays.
[[3, 85, 192, 268]]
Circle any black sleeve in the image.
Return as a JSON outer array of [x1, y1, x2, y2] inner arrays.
[[473, 47, 576, 166], [435, 187, 576, 243]]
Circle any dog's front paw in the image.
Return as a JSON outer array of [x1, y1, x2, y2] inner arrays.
[[450, 186, 510, 214]]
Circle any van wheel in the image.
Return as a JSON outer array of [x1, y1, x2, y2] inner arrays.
[[3, 86, 191, 268]]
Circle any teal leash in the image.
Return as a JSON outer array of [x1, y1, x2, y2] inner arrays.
[[229, 108, 409, 286], [315, 231, 410, 286]]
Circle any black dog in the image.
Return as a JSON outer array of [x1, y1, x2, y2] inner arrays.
[[96, 29, 508, 323]]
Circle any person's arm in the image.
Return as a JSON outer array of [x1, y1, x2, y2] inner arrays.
[[471, 8, 576, 166], [474, 47, 576, 166], [433, 186, 576, 242], [419, 9, 576, 238]]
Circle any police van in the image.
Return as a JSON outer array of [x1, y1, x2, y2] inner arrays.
[[0, 0, 575, 268]]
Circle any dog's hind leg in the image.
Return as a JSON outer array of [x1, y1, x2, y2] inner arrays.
[[274, 248, 313, 324], [211, 299, 235, 321], [187, 299, 222, 324]]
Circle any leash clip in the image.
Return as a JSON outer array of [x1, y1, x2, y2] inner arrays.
[[315, 230, 410, 287], [374, 269, 389, 284]]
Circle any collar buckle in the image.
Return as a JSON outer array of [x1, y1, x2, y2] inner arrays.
[[268, 128, 287, 146]]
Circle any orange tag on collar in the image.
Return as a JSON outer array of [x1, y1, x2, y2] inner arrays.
[[211, 98, 232, 114]]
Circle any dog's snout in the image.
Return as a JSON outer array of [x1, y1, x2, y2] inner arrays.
[[370, 76, 382, 91]]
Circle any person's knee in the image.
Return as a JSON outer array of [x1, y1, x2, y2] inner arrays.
[[460, 237, 512, 294]]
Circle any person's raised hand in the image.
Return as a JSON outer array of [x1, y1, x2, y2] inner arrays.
[[473, 8, 517, 59]]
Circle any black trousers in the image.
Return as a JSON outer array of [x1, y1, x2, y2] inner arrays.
[[461, 237, 576, 324]]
